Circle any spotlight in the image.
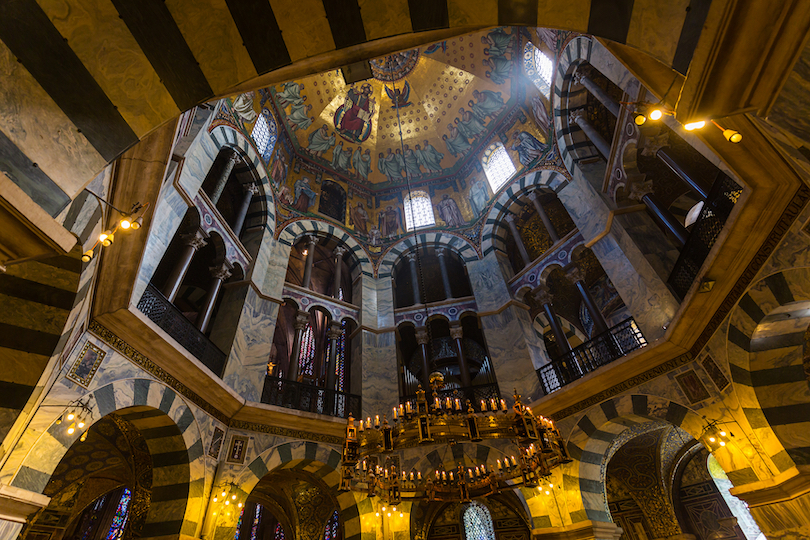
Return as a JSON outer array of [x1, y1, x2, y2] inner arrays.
[[719, 441, 726, 447], [56, 415, 63, 425], [633, 112, 647, 126], [400, 513, 403, 518], [225, 500, 229, 506], [119, 216, 132, 230], [720, 431, 727, 437], [101, 233, 114, 247], [709, 436, 716, 443], [238, 502, 243, 508], [723, 129, 742, 143], [77, 419, 85, 429], [649, 108, 663, 121], [684, 120, 705, 131], [221, 491, 227, 498], [80, 431, 87, 442], [67, 412, 75, 421], [98, 231, 110, 243], [213, 497, 218, 502], [231, 494, 236, 500], [67, 423, 76, 435], [375, 512, 380, 517], [81, 250, 94, 263], [131, 216, 143, 230]]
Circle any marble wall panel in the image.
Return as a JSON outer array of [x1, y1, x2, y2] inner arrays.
[[359, 330, 398, 418], [357, 275, 378, 329], [481, 306, 542, 403], [260, 240, 292, 299], [588, 41, 641, 97], [375, 277, 395, 329], [177, 128, 220, 196], [468, 253, 513, 312], [559, 169, 677, 341], [221, 288, 279, 402]]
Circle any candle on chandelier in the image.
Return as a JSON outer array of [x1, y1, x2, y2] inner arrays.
[[511, 456, 518, 467], [363, 461, 367, 471], [454, 398, 461, 411], [417, 471, 422, 480], [468, 469, 473, 479], [410, 471, 414, 481], [445, 397, 452, 409], [402, 471, 406, 480], [399, 404, 405, 417], [405, 401, 412, 414], [375, 415, 380, 428], [435, 397, 441, 409], [500, 399, 507, 411], [481, 400, 487, 412], [475, 467, 481, 477], [436, 470, 440, 480], [392, 407, 398, 420], [359, 419, 364, 431], [490, 398, 497, 411], [497, 459, 502, 471], [367, 417, 372, 428], [442, 471, 447, 482]]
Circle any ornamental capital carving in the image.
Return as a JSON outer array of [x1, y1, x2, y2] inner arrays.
[[449, 325, 464, 340], [565, 265, 586, 285], [573, 71, 588, 86], [244, 182, 260, 196], [302, 235, 318, 247], [209, 262, 233, 281], [294, 311, 310, 330], [415, 327, 429, 345], [333, 245, 349, 258], [327, 323, 343, 340], [526, 190, 540, 202], [405, 252, 419, 263], [627, 174, 655, 202], [503, 213, 517, 224], [181, 230, 208, 250], [224, 150, 241, 165], [532, 285, 553, 306], [435, 247, 447, 258], [568, 109, 587, 125]]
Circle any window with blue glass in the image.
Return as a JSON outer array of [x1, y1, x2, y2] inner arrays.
[[251, 110, 277, 163], [463, 501, 495, 540], [323, 510, 340, 540], [104, 488, 132, 540]]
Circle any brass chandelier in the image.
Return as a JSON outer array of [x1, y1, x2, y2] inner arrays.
[[339, 373, 571, 505]]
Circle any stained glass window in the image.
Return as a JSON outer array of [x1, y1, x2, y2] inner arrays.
[[403, 191, 435, 230], [251, 110, 277, 163], [707, 455, 765, 540], [462, 502, 495, 540], [336, 319, 347, 392], [250, 503, 263, 540], [323, 510, 340, 540], [482, 143, 516, 192], [298, 323, 316, 377], [79, 494, 109, 540], [105, 488, 132, 540], [274, 523, 285, 540], [235, 508, 245, 540], [523, 43, 553, 98]]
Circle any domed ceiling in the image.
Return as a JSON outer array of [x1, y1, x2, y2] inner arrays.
[[262, 27, 522, 189]]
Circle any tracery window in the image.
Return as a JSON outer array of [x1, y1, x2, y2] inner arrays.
[[323, 510, 340, 540], [105, 488, 132, 540], [298, 323, 316, 377], [274, 523, 285, 540], [403, 191, 435, 230], [463, 502, 495, 540], [482, 143, 516, 192], [251, 110, 277, 163], [250, 503, 263, 540], [523, 43, 553, 98]]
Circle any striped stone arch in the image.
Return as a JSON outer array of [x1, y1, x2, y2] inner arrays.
[[221, 441, 366, 540], [553, 35, 598, 172], [281, 293, 360, 326], [277, 218, 373, 277], [209, 123, 276, 233], [377, 232, 479, 279], [12, 378, 206, 539], [564, 394, 705, 523], [480, 169, 570, 257], [727, 267, 810, 473]]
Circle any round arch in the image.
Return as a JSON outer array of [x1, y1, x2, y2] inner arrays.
[[278, 218, 373, 278], [11, 378, 207, 538], [378, 232, 480, 279]]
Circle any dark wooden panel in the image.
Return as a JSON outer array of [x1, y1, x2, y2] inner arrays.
[[0, 0, 138, 162], [322, 0, 367, 49], [587, 0, 635, 45], [498, 0, 538, 26], [672, 0, 713, 75], [110, 0, 213, 110], [225, 0, 292, 74], [407, 0, 449, 32]]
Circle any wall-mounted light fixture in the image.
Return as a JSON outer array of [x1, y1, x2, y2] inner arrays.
[[82, 190, 151, 262]]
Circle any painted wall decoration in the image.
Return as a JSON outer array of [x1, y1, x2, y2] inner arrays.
[[674, 370, 711, 404], [227, 435, 250, 464], [208, 427, 225, 459], [67, 342, 106, 387], [701, 355, 730, 391]]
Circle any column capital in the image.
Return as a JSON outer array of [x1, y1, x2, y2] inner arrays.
[[503, 213, 517, 224], [449, 325, 464, 340], [628, 175, 655, 202], [209, 261, 233, 281], [294, 311, 310, 330], [180, 229, 208, 250], [333, 245, 349, 258], [327, 323, 343, 340], [415, 327, 429, 345], [405, 252, 419, 263], [527, 190, 541, 202], [568, 108, 587, 125], [572, 70, 588, 86], [565, 264, 586, 285], [435, 247, 447, 258], [225, 150, 241, 165], [532, 285, 553, 306], [302, 235, 318, 247], [244, 182, 260, 196]]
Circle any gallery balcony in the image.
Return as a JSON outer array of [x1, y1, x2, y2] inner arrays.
[[260, 375, 361, 419]]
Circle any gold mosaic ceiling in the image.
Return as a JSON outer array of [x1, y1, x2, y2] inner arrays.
[[254, 27, 521, 187]]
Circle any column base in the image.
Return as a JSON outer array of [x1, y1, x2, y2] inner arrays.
[[730, 465, 810, 539], [531, 520, 622, 540]]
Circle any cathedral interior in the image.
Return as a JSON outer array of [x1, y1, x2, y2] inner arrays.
[[3, 2, 810, 540]]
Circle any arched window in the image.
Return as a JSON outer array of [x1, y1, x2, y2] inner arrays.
[[105, 488, 132, 540], [482, 143, 516, 192], [250, 503, 264, 540], [403, 191, 436, 230], [323, 510, 340, 540], [523, 43, 553, 98], [298, 323, 316, 377], [274, 523, 285, 540], [463, 502, 495, 540], [251, 109, 277, 162], [235, 509, 245, 540], [707, 455, 765, 540]]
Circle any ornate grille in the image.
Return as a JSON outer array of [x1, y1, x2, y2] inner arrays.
[[523, 43, 553, 97], [336, 320, 347, 392], [404, 190, 435, 230], [261, 375, 361, 419], [463, 502, 496, 540], [137, 284, 226, 376], [668, 172, 742, 300], [537, 318, 646, 394], [482, 143, 516, 192], [251, 110, 277, 162]]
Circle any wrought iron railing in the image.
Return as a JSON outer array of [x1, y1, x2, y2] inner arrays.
[[401, 382, 501, 406], [668, 172, 742, 300], [261, 375, 361, 419], [536, 318, 646, 394], [137, 284, 227, 377]]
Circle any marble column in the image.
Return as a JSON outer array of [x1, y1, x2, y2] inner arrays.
[[406, 252, 422, 305], [231, 183, 259, 236], [435, 247, 453, 300], [195, 261, 232, 333], [575, 71, 621, 117], [629, 177, 689, 247], [415, 326, 431, 390], [504, 214, 531, 268], [332, 246, 349, 300], [161, 229, 207, 302], [450, 324, 472, 389], [569, 109, 611, 159], [656, 147, 709, 200], [528, 191, 559, 244], [286, 311, 310, 382], [301, 235, 318, 290], [566, 265, 609, 335], [533, 286, 572, 355], [210, 151, 240, 204], [325, 321, 342, 391]]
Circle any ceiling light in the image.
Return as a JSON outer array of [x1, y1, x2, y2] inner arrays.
[[633, 113, 647, 126], [684, 120, 705, 131], [649, 108, 663, 121], [119, 216, 132, 229], [723, 129, 742, 143], [131, 216, 144, 230], [81, 250, 94, 263]]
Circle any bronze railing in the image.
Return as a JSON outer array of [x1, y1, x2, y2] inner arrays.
[[261, 375, 361, 419]]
